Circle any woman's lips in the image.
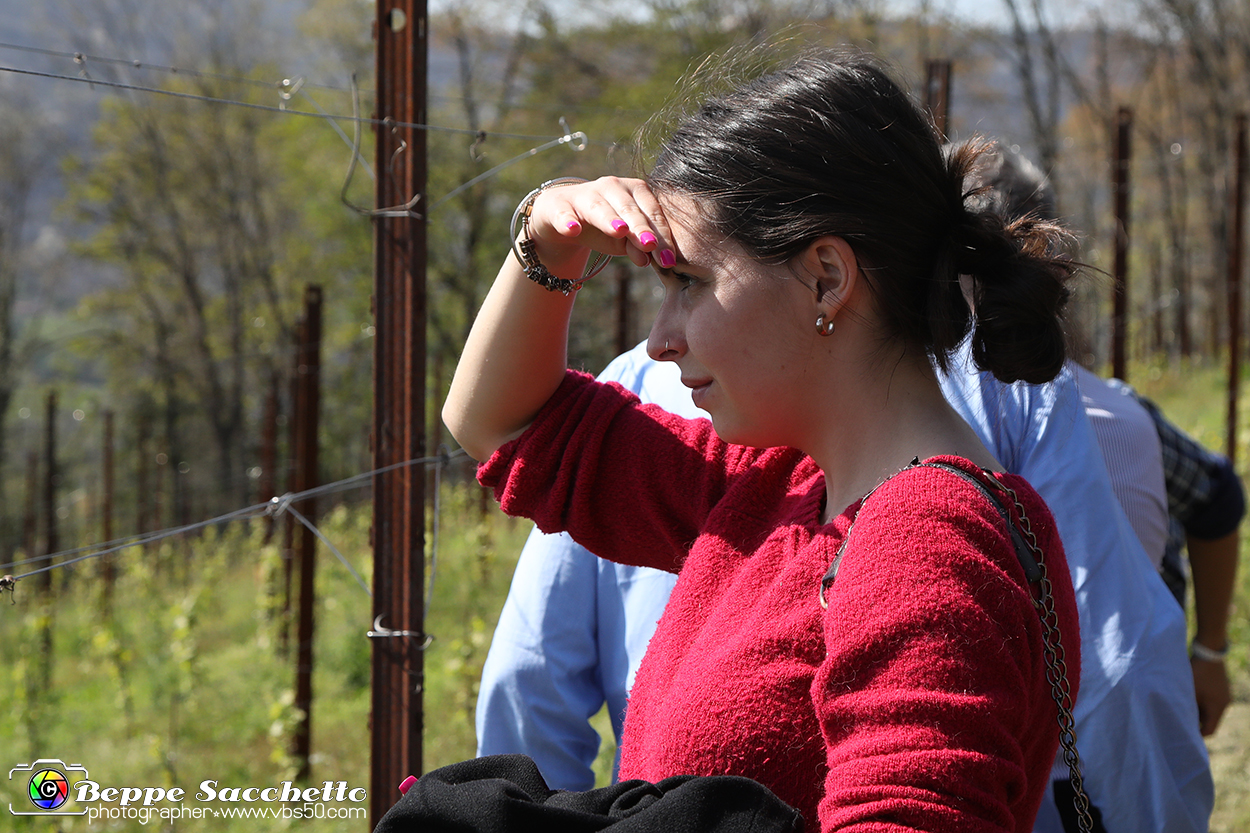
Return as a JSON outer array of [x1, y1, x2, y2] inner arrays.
[[684, 379, 712, 407]]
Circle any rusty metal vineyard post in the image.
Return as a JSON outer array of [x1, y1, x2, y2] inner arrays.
[[292, 285, 323, 783], [137, 412, 150, 557], [1227, 114, 1246, 463], [42, 391, 56, 594], [102, 409, 115, 612], [1111, 107, 1132, 382], [21, 450, 35, 574], [371, 0, 428, 826], [925, 59, 952, 141], [281, 314, 306, 655], [259, 377, 279, 544]]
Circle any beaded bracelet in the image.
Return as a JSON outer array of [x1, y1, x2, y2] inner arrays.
[[510, 177, 613, 295], [1190, 639, 1229, 662]]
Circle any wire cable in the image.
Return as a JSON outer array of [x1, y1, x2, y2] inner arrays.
[[0, 38, 652, 119], [0, 63, 607, 144], [285, 503, 372, 597], [0, 449, 469, 580], [0, 40, 354, 95]]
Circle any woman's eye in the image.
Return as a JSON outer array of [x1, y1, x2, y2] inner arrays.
[[657, 267, 694, 290]]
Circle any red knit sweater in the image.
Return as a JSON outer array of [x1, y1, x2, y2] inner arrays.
[[479, 372, 1080, 833]]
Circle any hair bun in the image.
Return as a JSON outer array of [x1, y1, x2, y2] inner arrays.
[[938, 139, 1075, 384], [964, 214, 1072, 384], [950, 212, 1015, 277]]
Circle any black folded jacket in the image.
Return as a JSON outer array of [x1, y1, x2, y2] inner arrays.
[[374, 754, 804, 833]]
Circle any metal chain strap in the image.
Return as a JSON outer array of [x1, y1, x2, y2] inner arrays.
[[826, 461, 1095, 831], [1001, 484, 1095, 833]]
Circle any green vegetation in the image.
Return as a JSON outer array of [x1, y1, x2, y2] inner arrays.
[[1130, 357, 1250, 833], [0, 484, 527, 831]]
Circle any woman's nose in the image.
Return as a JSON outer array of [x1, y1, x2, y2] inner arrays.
[[647, 323, 683, 362]]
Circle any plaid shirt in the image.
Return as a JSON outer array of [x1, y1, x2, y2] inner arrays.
[[1116, 384, 1246, 602]]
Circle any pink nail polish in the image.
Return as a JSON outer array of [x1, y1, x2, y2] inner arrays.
[[639, 231, 657, 247], [611, 219, 629, 233], [567, 220, 581, 231], [659, 249, 676, 269], [398, 776, 418, 795]]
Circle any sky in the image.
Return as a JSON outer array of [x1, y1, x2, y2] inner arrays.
[[425, 0, 1138, 33]]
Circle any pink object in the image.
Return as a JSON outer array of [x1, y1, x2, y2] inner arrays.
[[566, 220, 581, 232], [397, 776, 418, 795], [658, 249, 676, 269], [611, 219, 629, 233], [638, 231, 657, 247]]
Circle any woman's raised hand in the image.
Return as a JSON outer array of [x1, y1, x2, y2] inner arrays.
[[443, 176, 676, 460], [527, 177, 676, 272]]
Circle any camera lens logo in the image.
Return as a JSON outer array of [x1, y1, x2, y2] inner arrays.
[[9, 760, 87, 817], [28, 769, 69, 811]]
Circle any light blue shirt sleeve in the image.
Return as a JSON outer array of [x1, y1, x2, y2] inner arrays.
[[475, 342, 695, 790], [939, 346, 1213, 833]]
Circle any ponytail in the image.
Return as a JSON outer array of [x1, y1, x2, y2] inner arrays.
[[935, 139, 1074, 385]]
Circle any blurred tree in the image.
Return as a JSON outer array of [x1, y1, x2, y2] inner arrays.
[[1136, 0, 1250, 356], [0, 95, 59, 555], [65, 69, 375, 514]]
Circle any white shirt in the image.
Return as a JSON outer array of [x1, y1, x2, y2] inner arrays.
[[1075, 364, 1170, 568]]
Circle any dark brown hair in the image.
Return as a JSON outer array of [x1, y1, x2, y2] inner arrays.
[[646, 49, 1074, 384]]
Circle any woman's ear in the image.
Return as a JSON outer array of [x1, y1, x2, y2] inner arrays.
[[804, 236, 859, 315]]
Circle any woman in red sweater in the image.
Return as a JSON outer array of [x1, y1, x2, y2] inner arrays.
[[443, 49, 1081, 833]]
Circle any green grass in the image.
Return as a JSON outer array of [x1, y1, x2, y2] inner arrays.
[[1134, 355, 1250, 832]]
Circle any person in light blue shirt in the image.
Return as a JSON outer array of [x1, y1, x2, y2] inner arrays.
[[938, 346, 1212, 833], [476, 337, 1213, 833], [475, 344, 690, 789]]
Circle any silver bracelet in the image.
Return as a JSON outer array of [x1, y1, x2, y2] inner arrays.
[[1190, 639, 1229, 662], [509, 178, 613, 295]]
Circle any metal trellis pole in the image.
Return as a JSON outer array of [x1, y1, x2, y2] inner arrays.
[[102, 410, 115, 610], [292, 285, 323, 783], [260, 376, 279, 543], [137, 412, 151, 556], [1112, 106, 1132, 381], [1227, 114, 1246, 463], [371, 0, 428, 826], [21, 451, 36, 569], [925, 59, 952, 141], [42, 391, 57, 593], [282, 314, 306, 655]]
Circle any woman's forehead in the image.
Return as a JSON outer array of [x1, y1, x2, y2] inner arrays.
[[656, 192, 742, 268]]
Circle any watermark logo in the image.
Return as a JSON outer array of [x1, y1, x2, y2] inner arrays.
[[8, 760, 369, 825], [9, 760, 88, 816], [28, 769, 68, 810]]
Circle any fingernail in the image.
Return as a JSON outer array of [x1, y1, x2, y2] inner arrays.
[[659, 249, 676, 269], [639, 231, 657, 247], [398, 776, 418, 795], [566, 220, 581, 231], [611, 219, 628, 233]]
